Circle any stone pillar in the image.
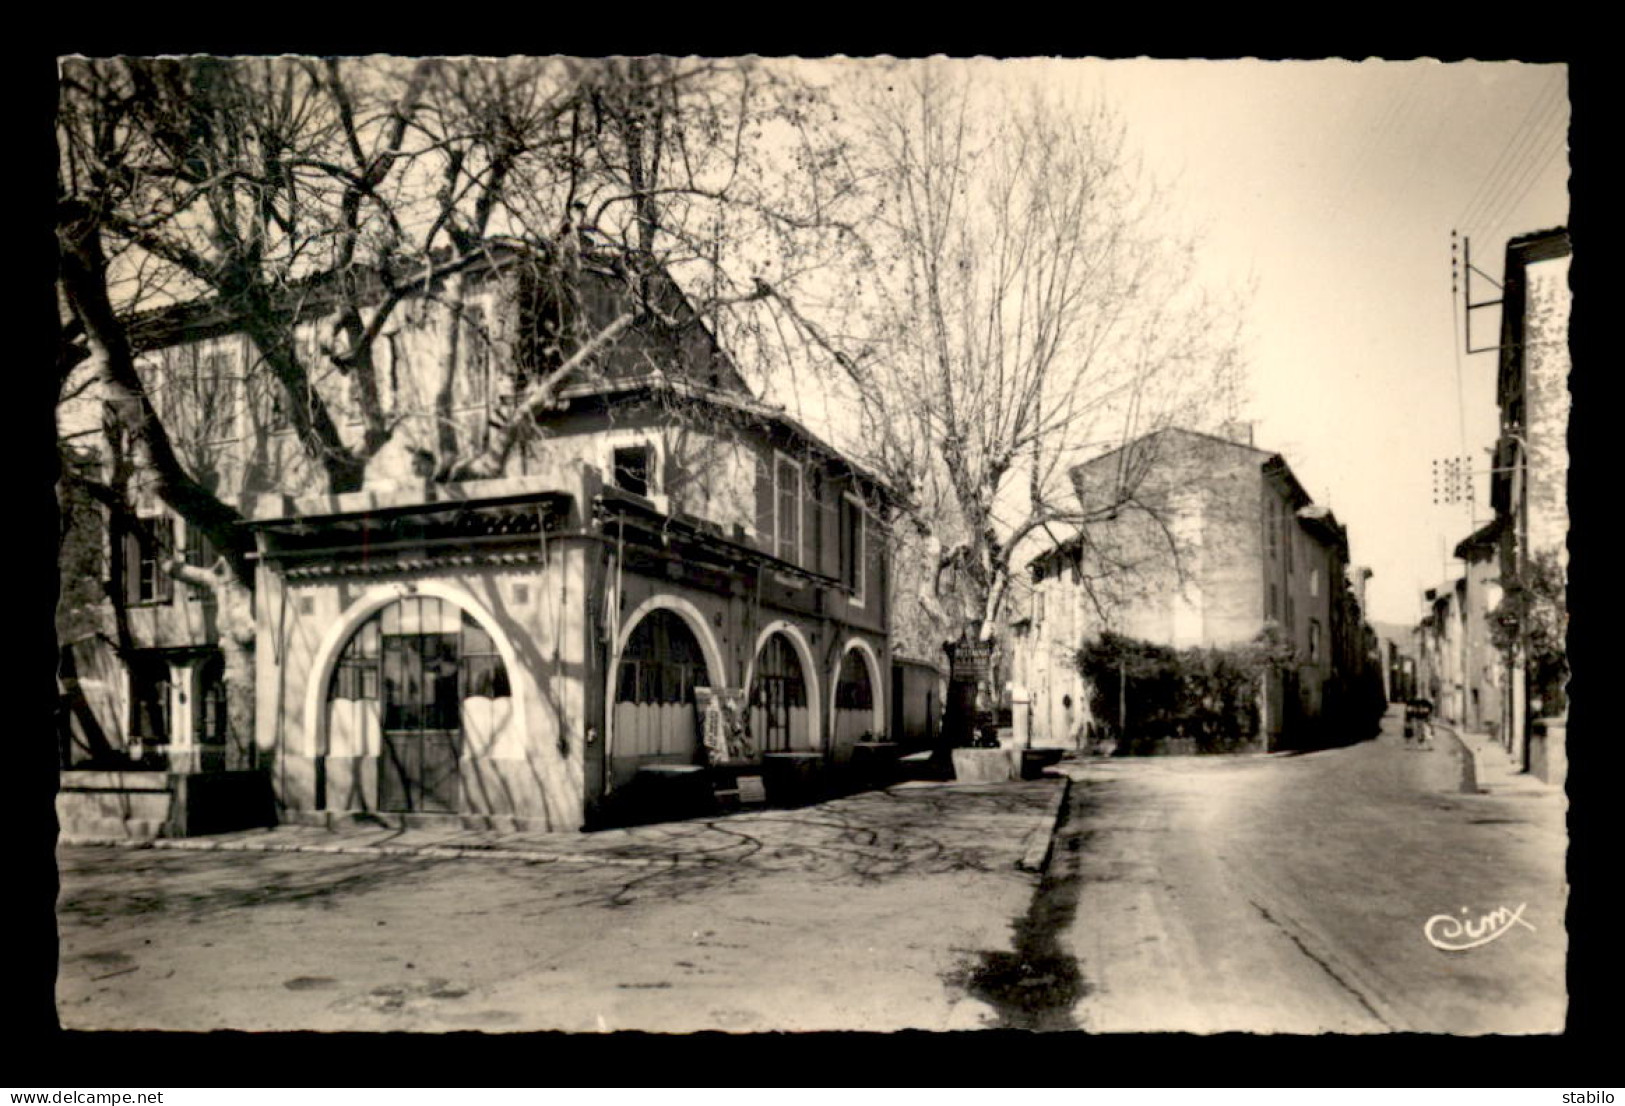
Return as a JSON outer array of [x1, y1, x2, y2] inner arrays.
[[1011, 685, 1031, 749]]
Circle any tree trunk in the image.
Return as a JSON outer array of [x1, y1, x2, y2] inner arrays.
[[221, 624, 257, 772], [171, 561, 257, 771], [57, 201, 255, 586]]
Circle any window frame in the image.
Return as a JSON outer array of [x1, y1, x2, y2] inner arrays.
[[773, 450, 804, 567], [612, 442, 656, 499], [196, 341, 242, 446], [454, 301, 492, 411], [125, 514, 176, 606], [841, 491, 867, 607], [127, 653, 172, 743]]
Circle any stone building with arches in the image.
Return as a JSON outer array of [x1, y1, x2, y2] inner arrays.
[[249, 397, 896, 830]]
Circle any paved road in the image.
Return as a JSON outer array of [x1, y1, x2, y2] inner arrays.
[[55, 781, 1058, 1033], [1050, 710, 1567, 1034]]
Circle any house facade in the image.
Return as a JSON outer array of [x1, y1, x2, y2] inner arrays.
[[1370, 621, 1420, 703], [1454, 520, 1505, 737], [1013, 427, 1361, 751], [1417, 579, 1467, 725], [59, 245, 896, 833]]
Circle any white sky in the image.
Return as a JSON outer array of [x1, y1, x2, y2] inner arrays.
[[1042, 58, 1570, 625]]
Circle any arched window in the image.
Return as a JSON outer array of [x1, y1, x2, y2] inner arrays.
[[326, 596, 511, 814], [835, 649, 874, 711], [751, 633, 808, 753], [831, 646, 876, 751], [616, 609, 706, 706], [611, 609, 712, 782]]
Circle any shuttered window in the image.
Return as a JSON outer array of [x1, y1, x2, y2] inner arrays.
[[841, 494, 865, 600], [775, 455, 802, 565], [124, 515, 175, 605]]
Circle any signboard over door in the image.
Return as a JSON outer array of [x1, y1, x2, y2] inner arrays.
[[947, 631, 994, 683]]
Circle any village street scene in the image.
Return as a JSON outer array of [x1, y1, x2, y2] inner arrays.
[[44, 56, 1571, 1039]]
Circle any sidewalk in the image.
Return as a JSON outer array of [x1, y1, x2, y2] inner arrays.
[[1437, 720, 1565, 801], [60, 776, 1070, 876]]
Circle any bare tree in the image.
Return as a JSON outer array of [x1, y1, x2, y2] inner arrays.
[[54, 55, 863, 749], [791, 63, 1246, 679]]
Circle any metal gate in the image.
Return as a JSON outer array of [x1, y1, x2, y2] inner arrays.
[[379, 601, 463, 813], [750, 632, 808, 752], [325, 596, 513, 815]]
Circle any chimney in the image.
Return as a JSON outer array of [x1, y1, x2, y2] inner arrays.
[[1217, 419, 1254, 447]]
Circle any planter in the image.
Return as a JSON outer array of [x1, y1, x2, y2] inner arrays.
[[1529, 718, 1566, 785], [1018, 748, 1065, 779], [848, 741, 901, 792], [762, 752, 825, 807], [951, 747, 1018, 783]]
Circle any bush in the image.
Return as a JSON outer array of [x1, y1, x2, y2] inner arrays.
[[1075, 628, 1295, 754], [1488, 550, 1567, 718]]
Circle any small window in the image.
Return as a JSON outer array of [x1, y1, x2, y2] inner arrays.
[[1309, 567, 1320, 598], [1268, 582, 1278, 619], [124, 515, 175, 605], [613, 444, 653, 497], [1308, 619, 1322, 664]]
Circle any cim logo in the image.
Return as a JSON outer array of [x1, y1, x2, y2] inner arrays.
[[1423, 902, 1535, 951]]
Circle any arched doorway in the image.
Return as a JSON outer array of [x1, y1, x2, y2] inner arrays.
[[750, 632, 810, 752], [832, 645, 878, 753], [611, 608, 711, 785], [326, 595, 512, 813]]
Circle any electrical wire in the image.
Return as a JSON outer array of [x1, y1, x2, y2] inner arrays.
[[1456, 73, 1566, 232], [1480, 129, 1570, 248], [1461, 88, 1568, 243]]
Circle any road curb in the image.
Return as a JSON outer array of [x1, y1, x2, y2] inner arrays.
[[1434, 722, 1481, 795], [1016, 775, 1071, 874], [57, 833, 681, 869]]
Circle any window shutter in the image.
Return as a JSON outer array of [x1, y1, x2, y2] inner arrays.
[[156, 518, 176, 603], [123, 525, 142, 606], [754, 454, 775, 552]]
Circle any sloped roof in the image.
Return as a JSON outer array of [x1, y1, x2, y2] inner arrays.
[[1453, 517, 1505, 560], [557, 373, 902, 506]]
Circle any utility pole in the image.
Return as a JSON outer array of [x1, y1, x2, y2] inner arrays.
[[1452, 231, 1504, 356]]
